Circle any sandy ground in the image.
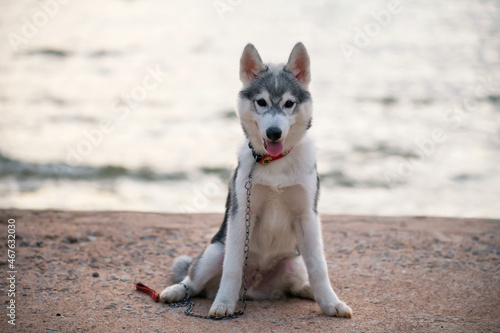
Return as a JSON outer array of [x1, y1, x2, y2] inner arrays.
[[0, 210, 499, 332]]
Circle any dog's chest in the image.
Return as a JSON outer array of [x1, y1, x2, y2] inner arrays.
[[248, 184, 307, 269]]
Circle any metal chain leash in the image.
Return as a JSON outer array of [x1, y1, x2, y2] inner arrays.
[[169, 160, 257, 320]]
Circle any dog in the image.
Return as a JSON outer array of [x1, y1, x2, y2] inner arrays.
[[160, 42, 352, 318]]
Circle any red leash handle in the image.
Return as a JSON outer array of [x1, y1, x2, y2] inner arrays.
[[136, 282, 160, 303]]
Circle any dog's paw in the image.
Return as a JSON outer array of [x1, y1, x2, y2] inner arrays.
[[320, 301, 353, 318], [159, 284, 186, 303], [209, 301, 236, 317]]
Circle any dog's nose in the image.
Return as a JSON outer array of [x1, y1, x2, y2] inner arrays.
[[266, 127, 282, 141]]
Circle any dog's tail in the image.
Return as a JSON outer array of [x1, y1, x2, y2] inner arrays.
[[171, 255, 193, 283]]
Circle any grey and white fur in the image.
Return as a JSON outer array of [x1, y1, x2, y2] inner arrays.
[[160, 43, 353, 318]]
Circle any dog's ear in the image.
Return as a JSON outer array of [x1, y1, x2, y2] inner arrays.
[[285, 42, 311, 86], [240, 44, 266, 86]]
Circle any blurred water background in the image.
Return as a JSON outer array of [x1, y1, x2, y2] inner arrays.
[[0, 0, 499, 218]]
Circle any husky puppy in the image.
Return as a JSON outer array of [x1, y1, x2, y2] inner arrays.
[[160, 43, 352, 318]]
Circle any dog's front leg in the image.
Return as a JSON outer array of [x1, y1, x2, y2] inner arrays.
[[297, 213, 353, 318], [209, 208, 247, 316]]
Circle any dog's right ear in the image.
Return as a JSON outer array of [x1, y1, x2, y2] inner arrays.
[[285, 42, 311, 87], [240, 44, 265, 86]]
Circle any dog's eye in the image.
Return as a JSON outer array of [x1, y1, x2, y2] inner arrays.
[[284, 100, 295, 108], [256, 99, 267, 107]]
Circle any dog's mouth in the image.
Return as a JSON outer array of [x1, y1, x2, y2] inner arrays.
[[264, 140, 284, 157]]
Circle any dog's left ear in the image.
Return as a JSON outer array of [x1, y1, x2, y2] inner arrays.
[[285, 42, 311, 87], [240, 44, 266, 86]]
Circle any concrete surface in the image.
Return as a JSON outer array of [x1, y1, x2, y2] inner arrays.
[[0, 210, 499, 332]]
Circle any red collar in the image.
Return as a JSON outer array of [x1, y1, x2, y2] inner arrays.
[[256, 150, 292, 164], [249, 143, 293, 165]]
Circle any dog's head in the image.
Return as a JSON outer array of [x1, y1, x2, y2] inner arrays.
[[237, 43, 312, 157]]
